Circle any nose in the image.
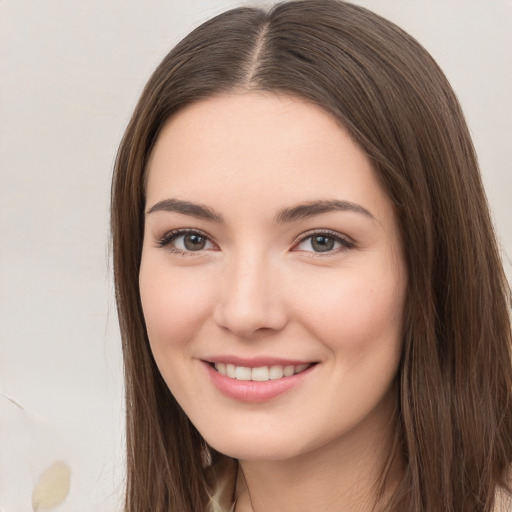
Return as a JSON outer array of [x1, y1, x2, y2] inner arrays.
[[214, 254, 288, 338]]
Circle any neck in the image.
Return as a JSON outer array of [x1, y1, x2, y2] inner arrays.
[[235, 397, 401, 512]]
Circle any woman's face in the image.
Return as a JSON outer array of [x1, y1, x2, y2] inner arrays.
[[140, 92, 407, 461]]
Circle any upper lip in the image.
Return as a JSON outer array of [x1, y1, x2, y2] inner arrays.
[[203, 356, 317, 368]]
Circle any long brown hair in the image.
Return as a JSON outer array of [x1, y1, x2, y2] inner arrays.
[[110, 1, 512, 510]]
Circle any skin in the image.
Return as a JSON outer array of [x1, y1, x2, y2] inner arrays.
[[140, 92, 407, 511]]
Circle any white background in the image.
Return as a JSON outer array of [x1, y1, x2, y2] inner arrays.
[[1, 1, 510, 511]]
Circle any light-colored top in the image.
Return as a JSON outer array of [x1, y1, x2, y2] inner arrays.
[[206, 457, 512, 512]]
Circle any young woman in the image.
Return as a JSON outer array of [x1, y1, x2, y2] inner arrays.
[[110, 1, 512, 511]]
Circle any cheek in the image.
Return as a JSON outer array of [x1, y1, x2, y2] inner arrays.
[[291, 267, 405, 356], [139, 262, 215, 350]]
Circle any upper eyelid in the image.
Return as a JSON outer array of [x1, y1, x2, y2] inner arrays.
[[165, 227, 211, 237]]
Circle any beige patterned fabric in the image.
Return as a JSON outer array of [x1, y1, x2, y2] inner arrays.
[[205, 456, 512, 512], [495, 485, 512, 511]]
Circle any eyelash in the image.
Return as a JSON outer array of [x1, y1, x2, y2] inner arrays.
[[156, 229, 355, 256]]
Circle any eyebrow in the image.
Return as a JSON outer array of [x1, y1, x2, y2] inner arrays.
[[146, 198, 374, 223], [146, 198, 224, 222], [274, 199, 374, 224]]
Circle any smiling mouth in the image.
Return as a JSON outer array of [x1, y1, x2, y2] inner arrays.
[[210, 362, 315, 382]]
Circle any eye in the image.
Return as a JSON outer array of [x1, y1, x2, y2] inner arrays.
[[293, 231, 354, 254], [157, 230, 215, 254]]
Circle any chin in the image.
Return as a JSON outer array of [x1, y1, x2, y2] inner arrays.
[[209, 438, 302, 462], [200, 423, 321, 462]]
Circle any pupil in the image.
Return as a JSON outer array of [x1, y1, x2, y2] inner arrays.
[[312, 235, 334, 252], [184, 234, 206, 251]]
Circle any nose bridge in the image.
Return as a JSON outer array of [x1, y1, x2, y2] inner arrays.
[[215, 247, 287, 337]]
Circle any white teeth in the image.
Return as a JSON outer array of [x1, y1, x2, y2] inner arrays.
[[295, 363, 309, 373], [214, 362, 311, 381], [226, 363, 236, 378], [283, 365, 295, 377], [269, 365, 284, 380], [235, 366, 252, 380], [251, 366, 270, 381]]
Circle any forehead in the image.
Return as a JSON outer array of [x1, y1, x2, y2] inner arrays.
[[145, 92, 388, 218]]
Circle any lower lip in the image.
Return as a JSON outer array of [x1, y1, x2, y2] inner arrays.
[[203, 362, 316, 403]]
